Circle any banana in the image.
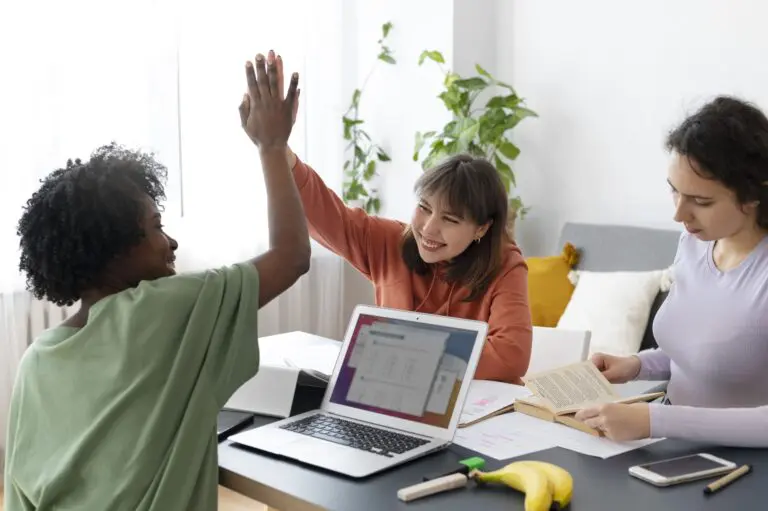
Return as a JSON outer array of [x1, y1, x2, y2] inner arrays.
[[472, 461, 553, 511], [517, 460, 573, 510]]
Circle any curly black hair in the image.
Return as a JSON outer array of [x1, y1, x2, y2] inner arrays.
[[17, 142, 168, 306], [666, 95, 768, 229]]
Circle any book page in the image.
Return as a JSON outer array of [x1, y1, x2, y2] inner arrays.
[[522, 360, 618, 414]]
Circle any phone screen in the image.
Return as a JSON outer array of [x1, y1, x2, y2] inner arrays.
[[639, 455, 728, 477]]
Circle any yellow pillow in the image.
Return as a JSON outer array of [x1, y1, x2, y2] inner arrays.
[[526, 242, 580, 327]]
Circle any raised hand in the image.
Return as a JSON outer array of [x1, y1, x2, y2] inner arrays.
[[239, 51, 299, 149], [275, 53, 300, 125]]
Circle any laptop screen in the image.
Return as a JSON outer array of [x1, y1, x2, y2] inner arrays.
[[329, 313, 480, 429]]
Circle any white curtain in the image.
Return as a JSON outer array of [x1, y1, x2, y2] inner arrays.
[[0, 0, 353, 470]]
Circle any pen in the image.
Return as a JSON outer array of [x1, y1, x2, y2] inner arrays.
[[703, 464, 752, 495]]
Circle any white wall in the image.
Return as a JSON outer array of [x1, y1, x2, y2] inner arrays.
[[347, 0, 455, 222], [333, 0, 503, 316], [496, 0, 768, 256]]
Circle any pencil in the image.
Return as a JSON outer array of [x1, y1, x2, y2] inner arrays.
[[703, 464, 751, 495]]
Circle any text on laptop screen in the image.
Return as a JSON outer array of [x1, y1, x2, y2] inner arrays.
[[329, 313, 479, 428]]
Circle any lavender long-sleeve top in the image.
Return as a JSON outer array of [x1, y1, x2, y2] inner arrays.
[[636, 231, 768, 447]]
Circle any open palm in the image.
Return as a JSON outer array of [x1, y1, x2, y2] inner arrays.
[[275, 52, 300, 124], [239, 51, 299, 148]]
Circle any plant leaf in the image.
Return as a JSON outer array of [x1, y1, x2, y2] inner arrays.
[[423, 140, 450, 170], [382, 22, 393, 38], [418, 50, 445, 66], [342, 116, 364, 126], [347, 180, 368, 199], [453, 77, 487, 91], [494, 154, 515, 190], [377, 149, 391, 162], [475, 63, 492, 79], [498, 140, 521, 161], [514, 106, 538, 119], [458, 125, 479, 152], [456, 118, 479, 151], [364, 160, 377, 180], [508, 195, 524, 216], [343, 177, 360, 200], [342, 116, 364, 140], [442, 71, 461, 88], [354, 145, 366, 164], [486, 94, 520, 110], [378, 53, 396, 64], [352, 89, 361, 108], [438, 89, 464, 114], [413, 131, 436, 161]]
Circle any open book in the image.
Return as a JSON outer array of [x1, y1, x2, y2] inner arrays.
[[516, 360, 665, 436]]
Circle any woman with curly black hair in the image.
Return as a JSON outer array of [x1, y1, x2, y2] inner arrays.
[[4, 51, 308, 510]]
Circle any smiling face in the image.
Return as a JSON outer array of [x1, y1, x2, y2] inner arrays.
[[410, 191, 490, 264], [668, 153, 759, 241], [112, 196, 179, 286]]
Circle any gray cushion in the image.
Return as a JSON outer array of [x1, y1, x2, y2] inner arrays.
[[557, 222, 681, 350]]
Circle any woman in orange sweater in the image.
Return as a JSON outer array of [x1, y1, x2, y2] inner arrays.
[[278, 61, 531, 384], [290, 149, 532, 384]]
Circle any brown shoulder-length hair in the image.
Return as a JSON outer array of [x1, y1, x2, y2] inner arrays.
[[401, 154, 512, 302]]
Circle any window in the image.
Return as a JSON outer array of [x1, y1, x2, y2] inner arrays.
[[0, 0, 343, 287], [175, 0, 309, 242]]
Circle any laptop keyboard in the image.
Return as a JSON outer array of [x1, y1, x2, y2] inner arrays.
[[280, 414, 429, 457]]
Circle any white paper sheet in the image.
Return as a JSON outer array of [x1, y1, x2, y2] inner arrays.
[[453, 413, 558, 459], [224, 365, 300, 418], [529, 419, 665, 459], [225, 332, 342, 417], [454, 409, 664, 460], [260, 331, 342, 377], [459, 380, 533, 425]]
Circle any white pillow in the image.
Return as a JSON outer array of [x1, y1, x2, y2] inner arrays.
[[556, 268, 672, 357]]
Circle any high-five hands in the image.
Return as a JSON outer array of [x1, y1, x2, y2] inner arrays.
[[275, 52, 300, 125], [239, 50, 299, 149]]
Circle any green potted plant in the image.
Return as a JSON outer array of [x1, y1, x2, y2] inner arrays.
[[413, 50, 537, 233], [341, 22, 395, 214]]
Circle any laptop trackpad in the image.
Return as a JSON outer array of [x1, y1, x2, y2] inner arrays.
[[234, 426, 305, 451], [285, 437, 382, 465]]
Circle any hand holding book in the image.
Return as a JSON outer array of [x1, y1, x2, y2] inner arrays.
[[573, 402, 652, 441], [517, 360, 664, 436]]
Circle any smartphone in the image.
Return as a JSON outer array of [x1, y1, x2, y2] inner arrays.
[[628, 453, 737, 487]]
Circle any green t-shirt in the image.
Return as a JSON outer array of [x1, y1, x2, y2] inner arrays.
[[4, 263, 260, 510]]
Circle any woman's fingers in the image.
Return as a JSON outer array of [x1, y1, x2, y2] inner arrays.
[[267, 51, 279, 98], [255, 54, 271, 99], [245, 61, 260, 102]]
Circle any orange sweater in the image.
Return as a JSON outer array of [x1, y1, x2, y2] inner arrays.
[[293, 157, 533, 384]]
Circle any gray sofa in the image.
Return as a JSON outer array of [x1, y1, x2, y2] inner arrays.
[[557, 222, 681, 351]]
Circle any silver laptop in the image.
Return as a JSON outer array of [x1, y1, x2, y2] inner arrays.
[[229, 304, 488, 478]]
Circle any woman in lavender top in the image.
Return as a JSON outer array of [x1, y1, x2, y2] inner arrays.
[[575, 96, 768, 447]]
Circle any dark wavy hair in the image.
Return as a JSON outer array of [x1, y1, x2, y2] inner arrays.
[[401, 154, 511, 301], [666, 95, 768, 228], [17, 142, 168, 306]]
